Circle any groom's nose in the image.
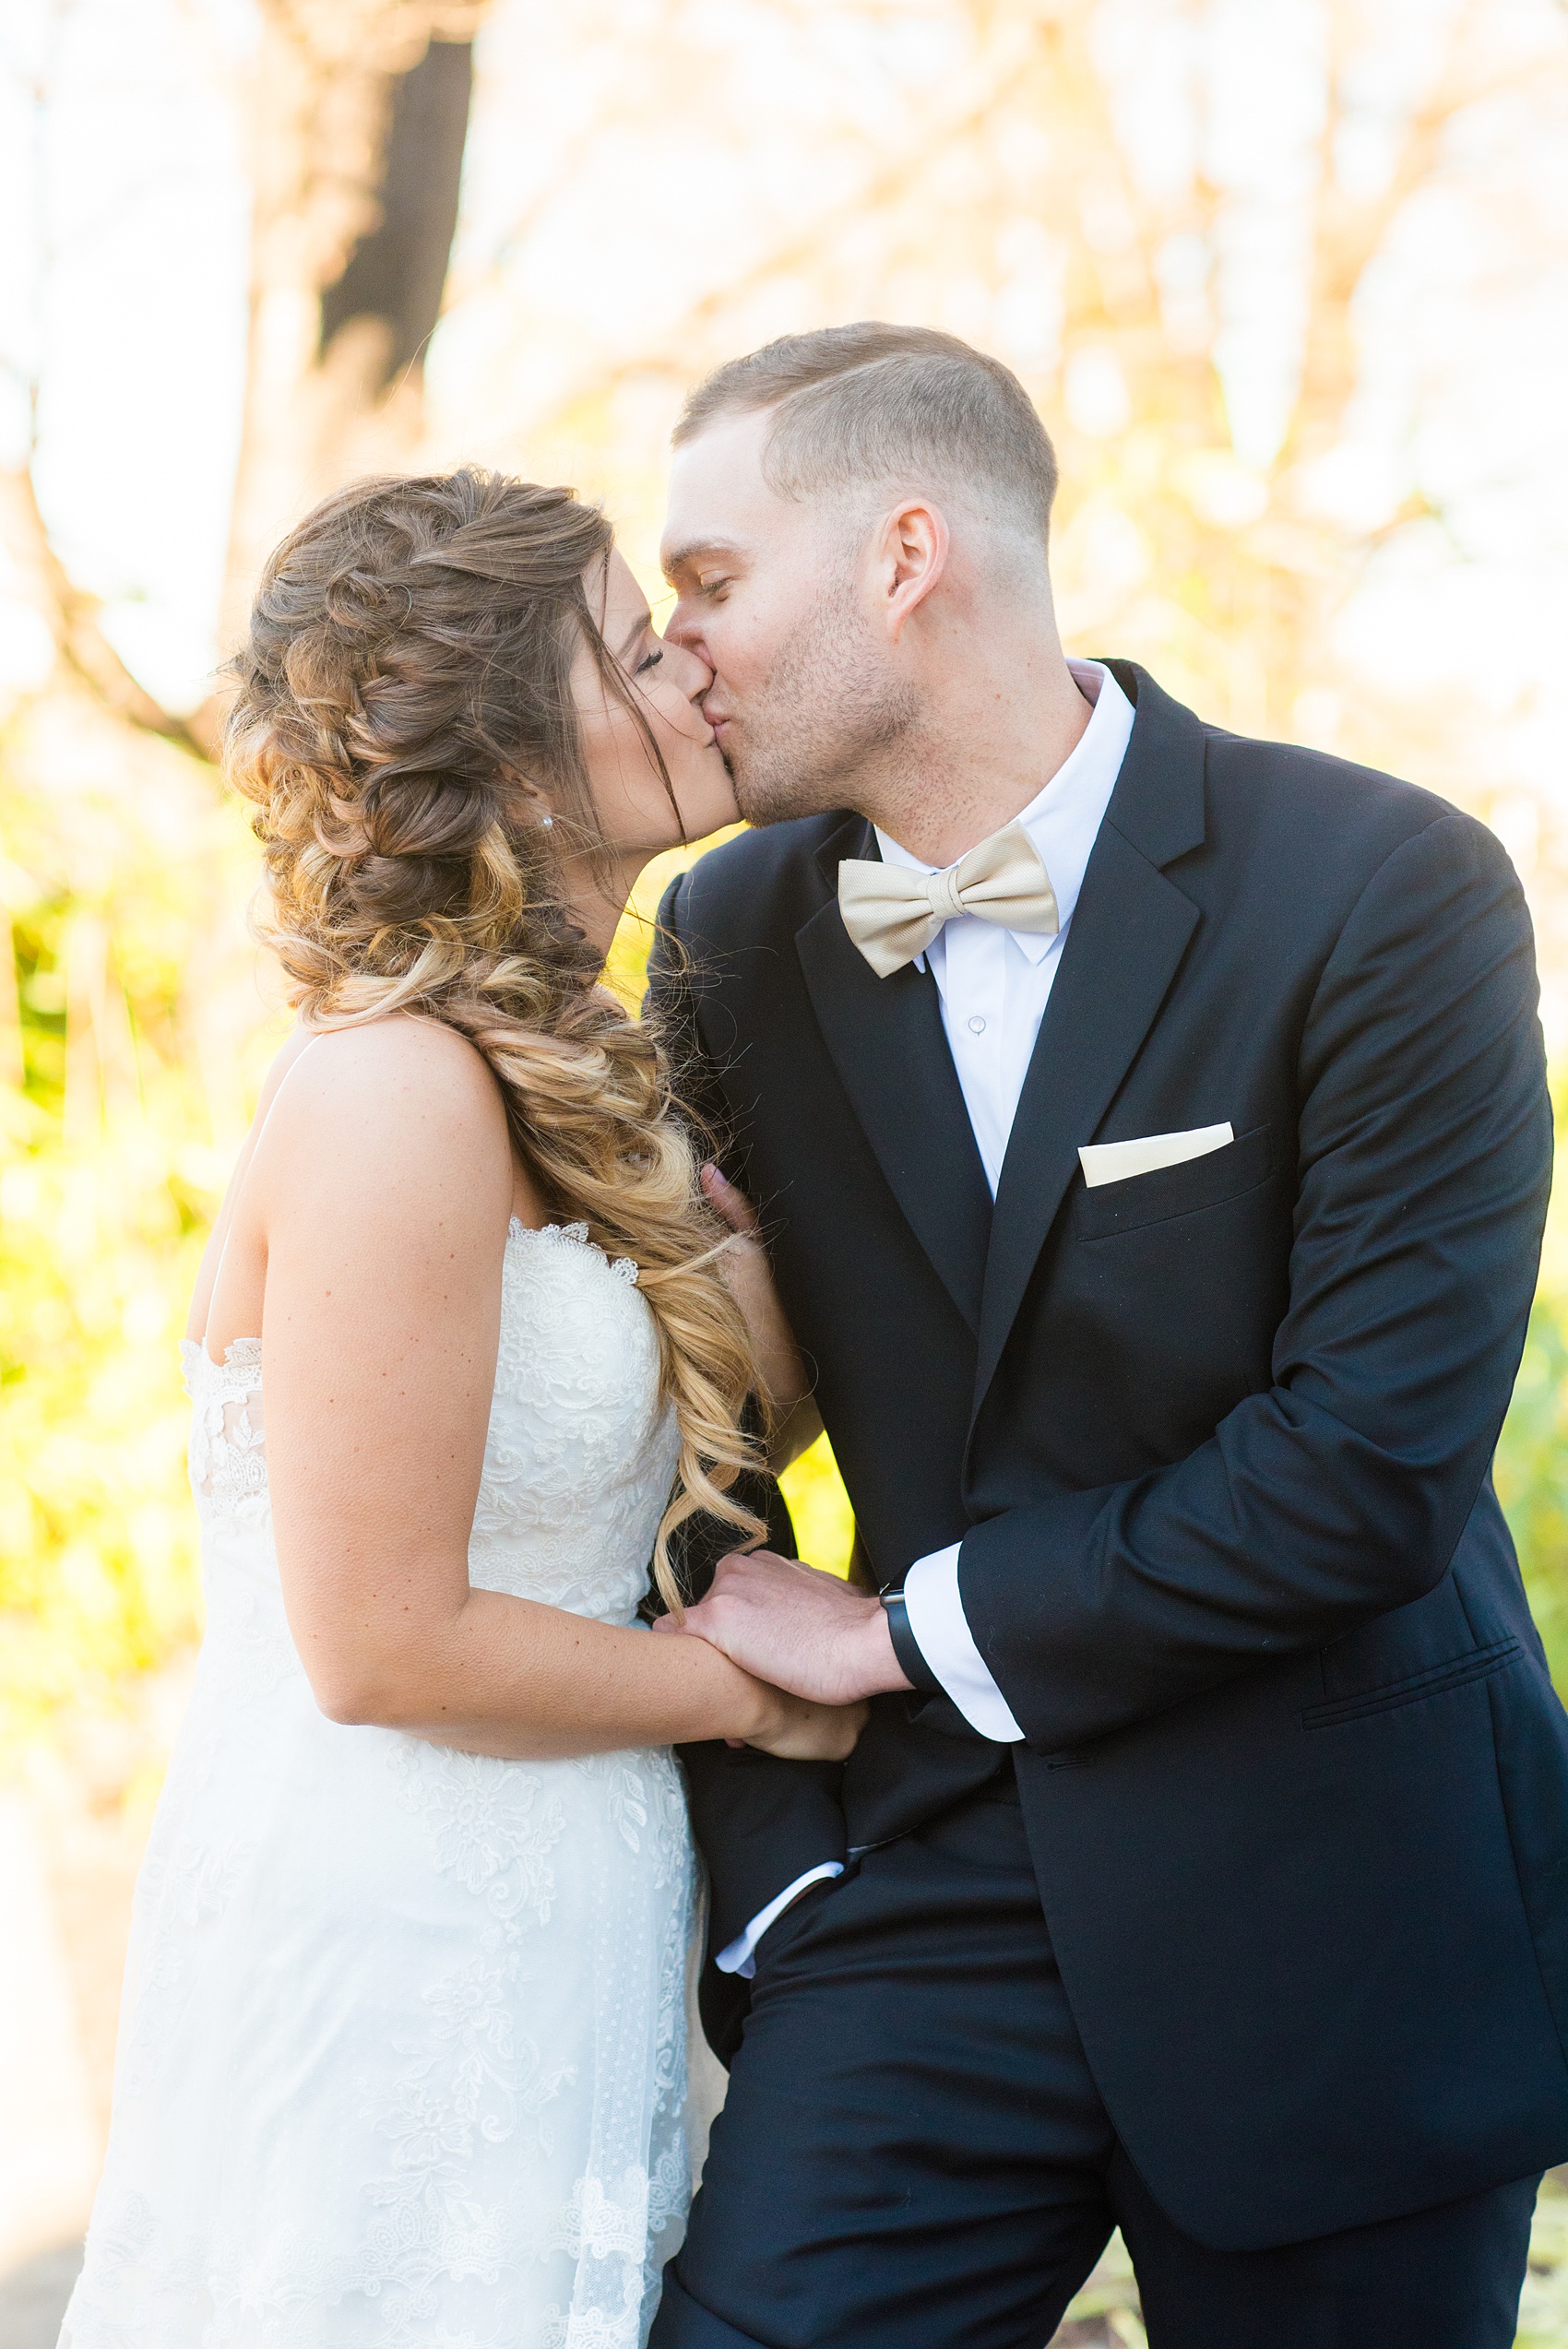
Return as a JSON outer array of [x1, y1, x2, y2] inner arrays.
[[664, 598, 709, 662]]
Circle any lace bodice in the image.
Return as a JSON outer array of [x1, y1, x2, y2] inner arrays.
[[180, 1217, 679, 1627]]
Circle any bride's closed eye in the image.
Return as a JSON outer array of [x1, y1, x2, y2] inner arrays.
[[635, 647, 664, 676]]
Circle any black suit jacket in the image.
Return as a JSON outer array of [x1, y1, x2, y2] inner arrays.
[[647, 662, 1568, 2251]]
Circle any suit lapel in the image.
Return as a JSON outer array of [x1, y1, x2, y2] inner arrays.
[[971, 665, 1209, 1415], [796, 821, 992, 1335]]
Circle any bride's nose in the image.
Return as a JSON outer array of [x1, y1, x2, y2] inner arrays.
[[661, 636, 714, 702]]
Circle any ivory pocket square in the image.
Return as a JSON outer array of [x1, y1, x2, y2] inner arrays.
[[1078, 1122, 1234, 1190]]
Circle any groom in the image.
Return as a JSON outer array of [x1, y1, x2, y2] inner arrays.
[[645, 323, 1568, 2346]]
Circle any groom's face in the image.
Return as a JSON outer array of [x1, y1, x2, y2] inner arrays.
[[661, 411, 917, 825]]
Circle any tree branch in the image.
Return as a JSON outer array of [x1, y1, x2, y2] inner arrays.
[[0, 465, 215, 760], [1287, 0, 1543, 464], [501, 8, 1042, 442]]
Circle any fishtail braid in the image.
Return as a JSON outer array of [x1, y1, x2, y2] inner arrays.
[[224, 467, 766, 1608]]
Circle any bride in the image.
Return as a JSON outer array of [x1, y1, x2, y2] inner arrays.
[[61, 469, 859, 2349]]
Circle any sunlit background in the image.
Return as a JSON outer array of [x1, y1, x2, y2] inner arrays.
[[3, 0, 1568, 2339]]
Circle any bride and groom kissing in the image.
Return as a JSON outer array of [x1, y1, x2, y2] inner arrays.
[[63, 322, 1568, 2348]]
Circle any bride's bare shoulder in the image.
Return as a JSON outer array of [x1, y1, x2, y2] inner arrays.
[[293, 1012, 499, 1086], [261, 1015, 512, 1204]]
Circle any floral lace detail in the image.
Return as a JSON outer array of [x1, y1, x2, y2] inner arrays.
[[113, 1825, 258, 2105], [67, 1225, 693, 2349], [527, 1218, 641, 1286], [391, 1742, 567, 1916], [578, 1750, 691, 1894], [181, 1337, 267, 1522], [468, 1225, 678, 1622]]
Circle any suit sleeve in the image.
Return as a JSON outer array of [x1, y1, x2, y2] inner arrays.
[[959, 812, 1553, 1751], [646, 874, 850, 2010]]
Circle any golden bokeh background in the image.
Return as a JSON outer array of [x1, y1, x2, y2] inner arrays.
[[3, 0, 1567, 2337]]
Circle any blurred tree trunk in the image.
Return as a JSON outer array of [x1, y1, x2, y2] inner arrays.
[[0, 0, 489, 1176], [219, 1, 485, 657], [2, 2, 487, 737], [318, 35, 475, 390]]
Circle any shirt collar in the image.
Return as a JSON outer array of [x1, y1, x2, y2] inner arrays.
[[873, 658, 1134, 967]]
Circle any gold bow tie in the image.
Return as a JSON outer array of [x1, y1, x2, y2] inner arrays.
[[837, 819, 1061, 979]]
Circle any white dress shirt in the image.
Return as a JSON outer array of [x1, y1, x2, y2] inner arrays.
[[886, 658, 1134, 1740], [716, 659, 1136, 1975]]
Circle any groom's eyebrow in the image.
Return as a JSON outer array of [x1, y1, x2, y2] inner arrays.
[[660, 535, 744, 582]]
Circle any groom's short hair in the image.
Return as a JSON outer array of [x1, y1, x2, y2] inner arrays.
[[673, 323, 1059, 547]]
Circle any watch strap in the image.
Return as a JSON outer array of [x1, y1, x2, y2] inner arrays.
[[881, 1589, 944, 1697]]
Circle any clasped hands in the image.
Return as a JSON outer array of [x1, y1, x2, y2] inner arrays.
[[653, 1548, 916, 1741], [680, 1163, 916, 1742]]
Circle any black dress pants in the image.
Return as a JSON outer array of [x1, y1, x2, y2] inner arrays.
[[652, 1780, 1539, 2349]]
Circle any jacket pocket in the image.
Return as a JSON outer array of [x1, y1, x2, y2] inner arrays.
[[1301, 1638, 1521, 1729], [1076, 1121, 1274, 1240]]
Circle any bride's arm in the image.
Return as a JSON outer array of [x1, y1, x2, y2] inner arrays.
[[255, 1018, 857, 1763]]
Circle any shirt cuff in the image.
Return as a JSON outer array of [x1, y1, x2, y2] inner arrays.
[[715, 1861, 845, 1980], [903, 1542, 1025, 1742]]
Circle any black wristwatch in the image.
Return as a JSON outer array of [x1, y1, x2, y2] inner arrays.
[[880, 1589, 944, 1696]]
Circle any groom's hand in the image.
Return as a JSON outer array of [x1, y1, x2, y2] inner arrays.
[[663, 1549, 915, 1706]]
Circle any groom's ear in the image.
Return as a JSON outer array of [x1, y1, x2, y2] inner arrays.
[[876, 498, 948, 643]]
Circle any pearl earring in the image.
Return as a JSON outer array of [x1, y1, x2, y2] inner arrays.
[[540, 814, 553, 830]]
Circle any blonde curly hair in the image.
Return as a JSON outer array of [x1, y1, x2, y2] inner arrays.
[[224, 467, 766, 1609]]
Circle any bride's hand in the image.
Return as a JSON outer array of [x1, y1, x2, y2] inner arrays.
[[654, 1608, 864, 1757], [701, 1164, 824, 1471], [744, 1684, 868, 1763]]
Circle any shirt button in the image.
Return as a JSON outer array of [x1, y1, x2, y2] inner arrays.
[[968, 1015, 987, 1034]]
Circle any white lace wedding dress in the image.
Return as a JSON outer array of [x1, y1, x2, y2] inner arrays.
[[61, 1216, 693, 2349]]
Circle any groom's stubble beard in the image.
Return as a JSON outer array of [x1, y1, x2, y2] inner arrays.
[[720, 566, 921, 828]]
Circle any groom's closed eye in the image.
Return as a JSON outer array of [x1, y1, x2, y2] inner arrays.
[[659, 533, 747, 588]]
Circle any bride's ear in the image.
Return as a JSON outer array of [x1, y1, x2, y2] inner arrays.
[[505, 771, 557, 833]]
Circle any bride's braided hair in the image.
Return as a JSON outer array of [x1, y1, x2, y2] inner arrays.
[[224, 467, 766, 1608]]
